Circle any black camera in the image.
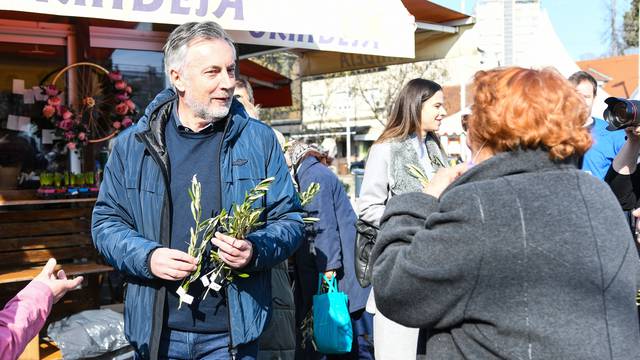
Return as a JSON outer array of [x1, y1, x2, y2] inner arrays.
[[604, 97, 640, 130]]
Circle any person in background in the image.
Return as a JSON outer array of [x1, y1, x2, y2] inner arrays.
[[234, 79, 286, 149], [0, 258, 83, 360], [568, 71, 626, 179], [605, 125, 640, 244], [286, 141, 373, 360], [356, 78, 448, 359], [371, 67, 640, 358], [92, 21, 304, 360], [233, 79, 297, 360]]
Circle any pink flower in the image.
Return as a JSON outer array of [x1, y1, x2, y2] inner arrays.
[[122, 117, 133, 127], [78, 132, 86, 141], [115, 103, 129, 115], [115, 93, 129, 101], [125, 99, 136, 111], [44, 85, 59, 97], [59, 119, 73, 131], [108, 71, 123, 81], [64, 131, 75, 140], [42, 105, 56, 118], [48, 96, 61, 107], [115, 80, 127, 90], [125, 86, 132, 94], [67, 142, 76, 150], [112, 121, 122, 129], [62, 110, 73, 120]]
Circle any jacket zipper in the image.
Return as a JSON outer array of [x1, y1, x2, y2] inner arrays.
[[217, 118, 238, 359], [137, 133, 171, 360]]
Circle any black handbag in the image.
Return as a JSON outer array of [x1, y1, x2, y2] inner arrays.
[[354, 218, 379, 288]]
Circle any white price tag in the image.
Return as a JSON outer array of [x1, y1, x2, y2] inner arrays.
[[209, 273, 222, 292], [176, 286, 194, 305]]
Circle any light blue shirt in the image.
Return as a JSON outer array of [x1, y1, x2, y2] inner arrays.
[[582, 117, 626, 180]]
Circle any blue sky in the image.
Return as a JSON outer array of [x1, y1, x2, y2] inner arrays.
[[431, 0, 635, 60]]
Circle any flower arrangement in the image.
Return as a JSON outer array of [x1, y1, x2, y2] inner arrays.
[[40, 85, 89, 151], [40, 70, 136, 150], [105, 71, 136, 131]]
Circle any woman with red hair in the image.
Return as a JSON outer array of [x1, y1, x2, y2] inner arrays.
[[370, 67, 640, 359]]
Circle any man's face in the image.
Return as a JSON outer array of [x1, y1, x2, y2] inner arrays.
[[575, 80, 595, 119], [174, 38, 236, 121]]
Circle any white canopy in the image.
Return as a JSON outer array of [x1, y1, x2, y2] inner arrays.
[[0, 0, 416, 58]]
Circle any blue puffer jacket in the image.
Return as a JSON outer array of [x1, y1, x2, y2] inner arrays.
[[92, 89, 304, 359]]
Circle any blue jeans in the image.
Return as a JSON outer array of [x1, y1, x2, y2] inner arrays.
[[158, 328, 259, 359]]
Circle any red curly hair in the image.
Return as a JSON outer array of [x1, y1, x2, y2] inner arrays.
[[468, 67, 592, 160]]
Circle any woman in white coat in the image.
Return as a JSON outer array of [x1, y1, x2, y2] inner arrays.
[[357, 78, 448, 359]]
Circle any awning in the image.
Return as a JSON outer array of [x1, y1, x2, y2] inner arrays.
[[238, 59, 292, 108], [0, 0, 415, 58], [297, 0, 473, 76]]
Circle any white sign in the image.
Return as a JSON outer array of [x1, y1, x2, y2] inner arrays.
[[1, 0, 416, 58]]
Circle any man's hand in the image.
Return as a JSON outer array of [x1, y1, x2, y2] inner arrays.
[[34, 258, 84, 303], [625, 126, 640, 142], [150, 248, 197, 281], [423, 163, 468, 199], [211, 232, 254, 269]]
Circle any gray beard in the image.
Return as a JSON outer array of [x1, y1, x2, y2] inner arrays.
[[185, 95, 231, 122]]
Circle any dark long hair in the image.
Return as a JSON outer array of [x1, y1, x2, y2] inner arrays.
[[376, 78, 442, 144]]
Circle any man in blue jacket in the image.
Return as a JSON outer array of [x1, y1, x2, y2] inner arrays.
[[92, 21, 304, 360], [568, 71, 626, 180]]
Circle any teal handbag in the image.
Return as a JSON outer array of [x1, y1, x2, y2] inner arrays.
[[313, 274, 353, 354]]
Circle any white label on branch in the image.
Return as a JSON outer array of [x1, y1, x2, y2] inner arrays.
[[176, 286, 194, 305], [209, 273, 222, 292], [209, 281, 222, 292], [200, 275, 210, 287]]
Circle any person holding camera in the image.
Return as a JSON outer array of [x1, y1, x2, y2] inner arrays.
[[605, 124, 640, 242], [568, 71, 626, 180]]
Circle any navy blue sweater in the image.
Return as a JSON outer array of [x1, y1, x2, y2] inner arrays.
[[164, 104, 228, 333]]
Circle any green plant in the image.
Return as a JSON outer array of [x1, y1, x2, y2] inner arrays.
[[299, 182, 321, 223], [406, 164, 429, 188], [177, 177, 274, 307], [177, 175, 221, 308]]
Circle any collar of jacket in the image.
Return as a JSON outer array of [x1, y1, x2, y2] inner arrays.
[[449, 148, 579, 190], [134, 88, 252, 161]]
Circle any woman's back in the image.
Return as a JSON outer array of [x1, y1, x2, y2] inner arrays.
[[458, 152, 639, 359], [372, 149, 640, 359]]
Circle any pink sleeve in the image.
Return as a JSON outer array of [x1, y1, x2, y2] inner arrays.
[[0, 280, 53, 360]]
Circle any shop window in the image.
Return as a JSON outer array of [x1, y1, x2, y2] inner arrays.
[[0, 42, 67, 188]]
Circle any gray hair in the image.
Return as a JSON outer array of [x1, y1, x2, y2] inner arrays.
[[163, 21, 236, 83]]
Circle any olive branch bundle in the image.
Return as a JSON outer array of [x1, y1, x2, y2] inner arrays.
[[176, 176, 274, 308]]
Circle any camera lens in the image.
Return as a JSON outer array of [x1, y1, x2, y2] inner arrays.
[[613, 102, 627, 120]]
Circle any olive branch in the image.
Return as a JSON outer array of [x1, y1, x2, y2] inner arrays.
[[299, 182, 321, 223], [177, 176, 274, 308], [406, 164, 430, 187]]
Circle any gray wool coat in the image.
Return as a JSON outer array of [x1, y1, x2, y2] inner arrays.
[[371, 149, 640, 359]]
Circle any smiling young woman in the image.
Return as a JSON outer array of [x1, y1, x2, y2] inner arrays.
[[356, 77, 449, 359]]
